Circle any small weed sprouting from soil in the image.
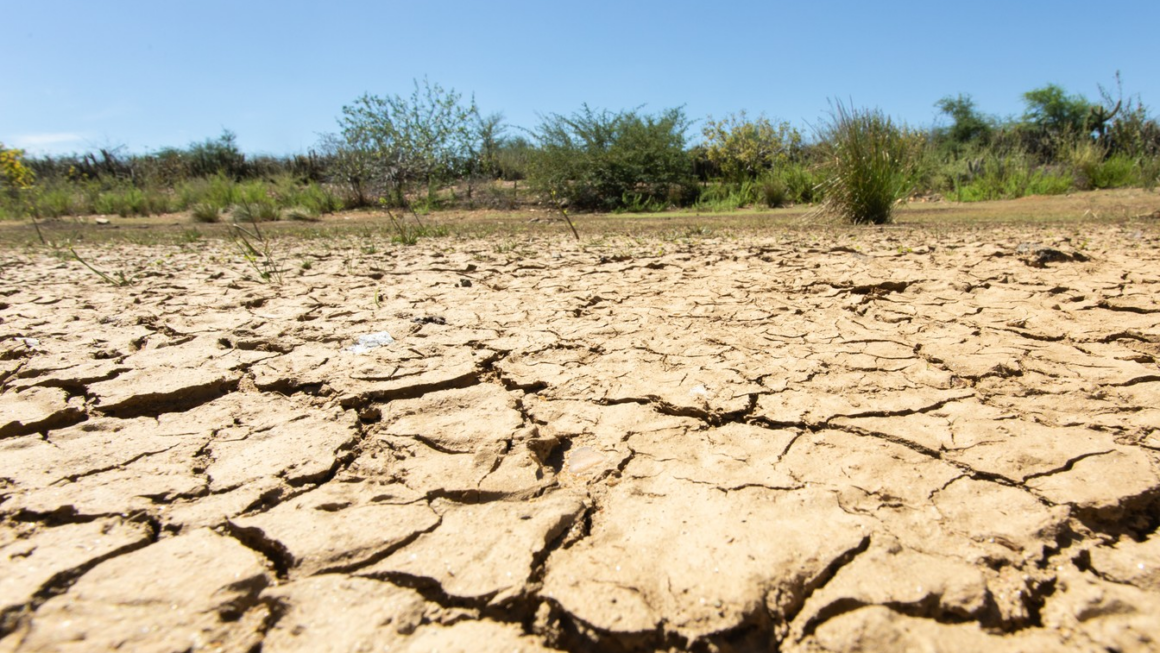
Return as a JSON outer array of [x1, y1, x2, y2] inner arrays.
[[549, 190, 581, 241], [67, 244, 135, 286], [381, 198, 450, 245], [384, 205, 423, 246], [228, 213, 283, 284], [817, 102, 920, 225]]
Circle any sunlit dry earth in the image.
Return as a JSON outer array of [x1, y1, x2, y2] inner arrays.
[[2, 199, 1160, 651]]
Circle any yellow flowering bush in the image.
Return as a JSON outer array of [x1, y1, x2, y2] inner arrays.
[[1, 143, 35, 191], [701, 112, 802, 183]]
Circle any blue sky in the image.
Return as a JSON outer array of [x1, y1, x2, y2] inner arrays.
[[5, 0, 1158, 156]]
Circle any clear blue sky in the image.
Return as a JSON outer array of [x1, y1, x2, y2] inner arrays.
[[5, 0, 1158, 156]]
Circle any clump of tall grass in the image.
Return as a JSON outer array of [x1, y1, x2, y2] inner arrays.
[[190, 203, 222, 223], [284, 206, 321, 222], [817, 103, 921, 224], [30, 183, 81, 218], [1062, 139, 1142, 189], [176, 174, 239, 211], [92, 185, 173, 217], [233, 199, 281, 223], [228, 213, 283, 284], [269, 175, 344, 214]]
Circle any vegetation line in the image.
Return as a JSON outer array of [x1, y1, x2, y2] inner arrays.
[[2, 74, 1157, 228]]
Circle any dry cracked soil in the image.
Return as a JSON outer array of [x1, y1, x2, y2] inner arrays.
[[2, 222, 1160, 652]]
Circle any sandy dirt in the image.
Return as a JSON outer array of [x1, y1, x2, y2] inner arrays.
[[2, 220, 1160, 652]]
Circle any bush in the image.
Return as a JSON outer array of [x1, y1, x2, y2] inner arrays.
[[817, 104, 921, 224], [696, 181, 755, 211], [953, 151, 1073, 201], [529, 105, 695, 212], [759, 174, 788, 208], [284, 181, 343, 214], [700, 112, 802, 183], [778, 162, 822, 203], [30, 183, 79, 218], [613, 191, 669, 213], [1, 143, 35, 191], [338, 78, 480, 205], [1089, 154, 1139, 189]]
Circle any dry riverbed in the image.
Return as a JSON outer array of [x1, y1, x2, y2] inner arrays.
[[2, 219, 1160, 652]]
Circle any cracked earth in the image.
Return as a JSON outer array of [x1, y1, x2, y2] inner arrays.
[[2, 223, 1160, 652]]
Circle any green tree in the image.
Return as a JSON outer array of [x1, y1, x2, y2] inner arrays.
[[935, 94, 993, 147], [529, 105, 694, 212], [185, 130, 247, 179], [1022, 84, 1093, 135], [493, 136, 534, 181], [338, 78, 479, 205], [471, 112, 507, 179], [701, 112, 802, 182]]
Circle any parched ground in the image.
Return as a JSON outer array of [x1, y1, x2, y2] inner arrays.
[[2, 217, 1160, 652]]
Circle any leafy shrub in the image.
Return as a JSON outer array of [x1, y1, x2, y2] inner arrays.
[[614, 191, 669, 213], [696, 181, 755, 211], [529, 105, 695, 212], [184, 130, 247, 179], [759, 174, 788, 208], [1, 143, 35, 191], [778, 162, 822, 203], [30, 184, 79, 218], [817, 104, 921, 224], [700, 112, 802, 183], [338, 78, 480, 205], [1089, 154, 1138, 189], [953, 152, 1073, 201]]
